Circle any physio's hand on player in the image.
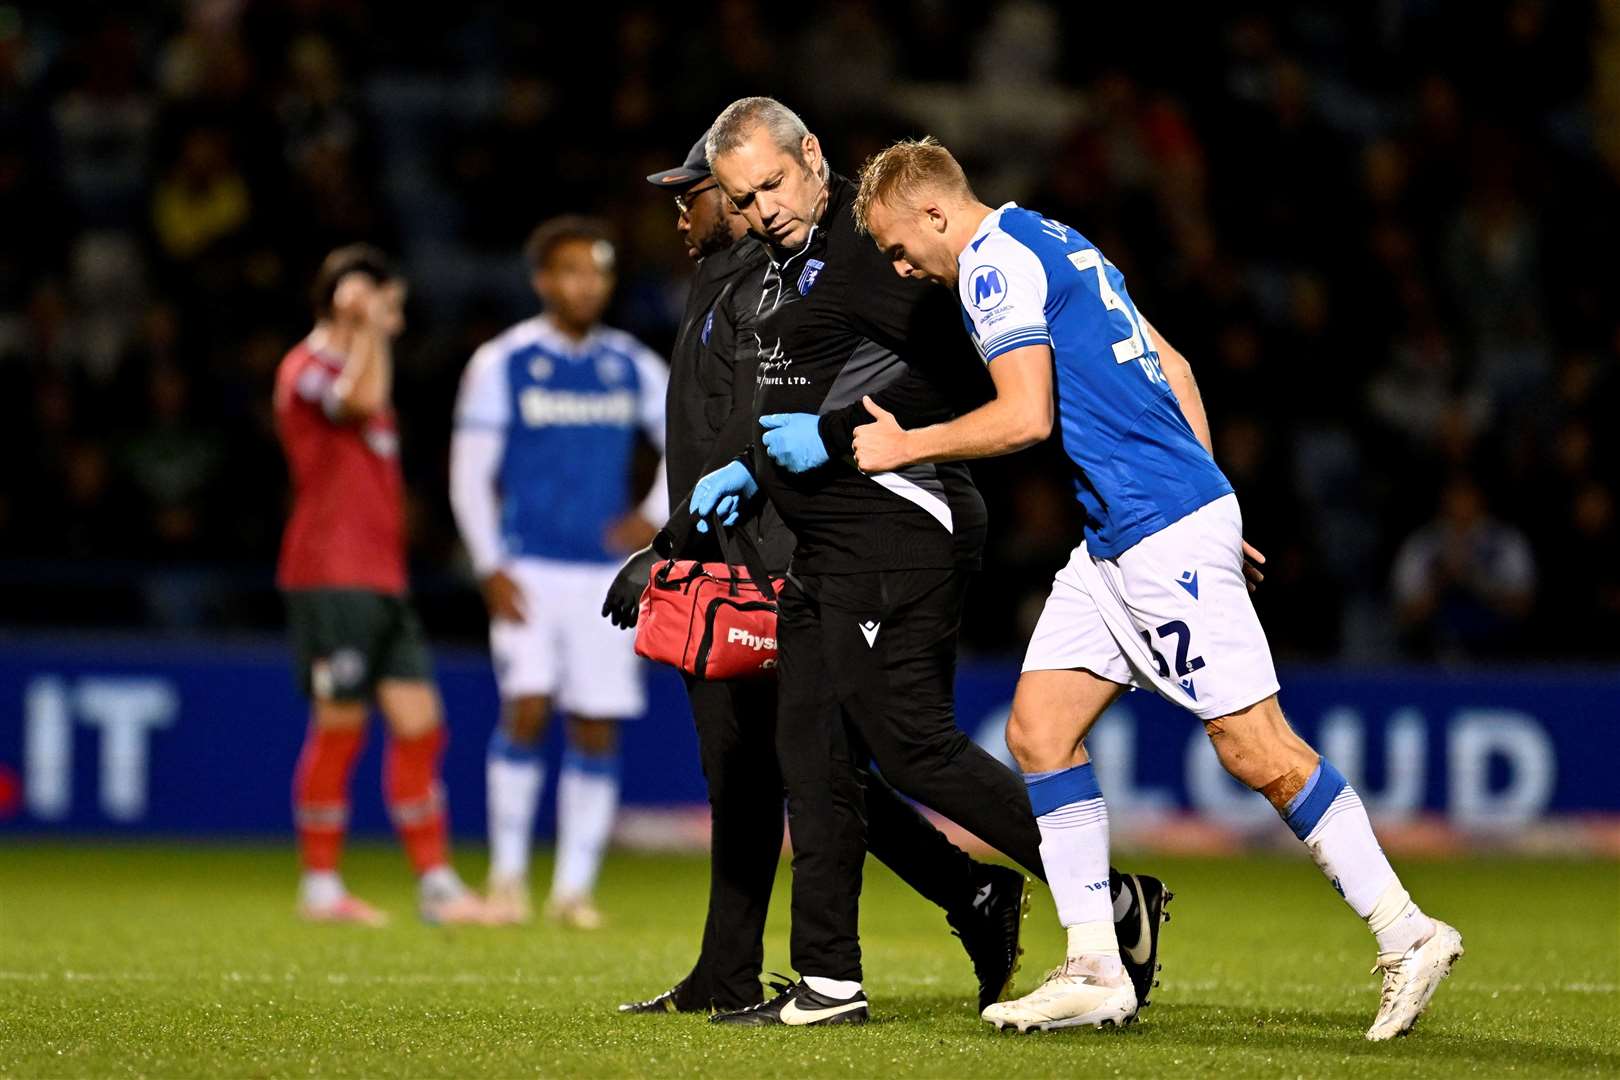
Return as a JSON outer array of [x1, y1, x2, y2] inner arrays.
[[851, 396, 911, 473], [1242, 540, 1266, 592], [601, 545, 658, 629], [689, 461, 758, 534], [481, 568, 527, 623], [759, 413, 830, 473], [603, 512, 658, 554]]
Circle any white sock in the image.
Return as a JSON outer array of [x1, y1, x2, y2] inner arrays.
[[1066, 924, 1125, 980], [1026, 765, 1117, 954], [551, 747, 620, 901], [299, 871, 344, 908], [803, 976, 862, 998], [487, 729, 544, 881], [1283, 760, 1433, 954], [1366, 881, 1434, 957], [419, 864, 465, 903]]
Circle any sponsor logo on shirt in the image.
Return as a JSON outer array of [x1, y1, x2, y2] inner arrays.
[[518, 388, 637, 427], [968, 265, 1007, 311], [363, 425, 399, 458]]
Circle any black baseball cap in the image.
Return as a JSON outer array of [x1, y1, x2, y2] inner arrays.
[[646, 134, 711, 189]]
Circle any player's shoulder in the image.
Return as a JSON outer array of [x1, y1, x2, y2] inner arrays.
[[958, 209, 1053, 313], [962, 208, 1047, 271], [466, 316, 548, 376], [278, 336, 330, 375], [594, 324, 665, 371], [275, 336, 338, 405]]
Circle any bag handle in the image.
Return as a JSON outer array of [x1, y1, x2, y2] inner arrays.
[[710, 515, 779, 603]]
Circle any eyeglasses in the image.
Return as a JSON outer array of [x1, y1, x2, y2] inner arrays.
[[674, 182, 718, 216]]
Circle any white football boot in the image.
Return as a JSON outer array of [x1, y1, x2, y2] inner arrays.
[[1366, 919, 1464, 1041], [981, 955, 1138, 1033]]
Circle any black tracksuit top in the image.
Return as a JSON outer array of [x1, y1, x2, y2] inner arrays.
[[745, 171, 992, 575]]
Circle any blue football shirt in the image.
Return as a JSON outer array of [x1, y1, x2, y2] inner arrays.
[[956, 204, 1232, 558], [455, 315, 666, 564]]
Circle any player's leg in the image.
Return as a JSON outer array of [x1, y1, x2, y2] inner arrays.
[[375, 676, 487, 925], [1205, 694, 1461, 1040], [486, 694, 550, 921], [547, 560, 645, 929], [546, 715, 621, 928], [1009, 670, 1132, 962], [1112, 493, 1460, 1039], [976, 551, 1142, 1031], [285, 588, 386, 926], [294, 700, 384, 924], [484, 559, 560, 921]]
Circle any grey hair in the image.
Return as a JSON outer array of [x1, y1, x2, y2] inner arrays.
[[705, 96, 812, 166]]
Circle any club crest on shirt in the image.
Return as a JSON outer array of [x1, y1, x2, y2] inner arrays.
[[528, 357, 553, 381], [701, 307, 715, 345], [798, 258, 825, 296], [362, 424, 399, 458], [595, 354, 628, 385]]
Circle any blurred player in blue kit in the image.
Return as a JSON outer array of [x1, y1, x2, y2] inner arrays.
[[450, 218, 668, 928], [850, 139, 1461, 1039]]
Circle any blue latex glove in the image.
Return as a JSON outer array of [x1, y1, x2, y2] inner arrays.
[[689, 460, 758, 534], [760, 413, 830, 473]]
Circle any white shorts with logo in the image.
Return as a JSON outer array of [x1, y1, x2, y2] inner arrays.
[[1022, 494, 1280, 720], [490, 557, 645, 718]]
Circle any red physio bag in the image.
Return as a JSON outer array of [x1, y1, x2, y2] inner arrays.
[[633, 518, 784, 680]]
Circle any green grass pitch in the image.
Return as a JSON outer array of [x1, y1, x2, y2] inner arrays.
[[1, 843, 1615, 1078]]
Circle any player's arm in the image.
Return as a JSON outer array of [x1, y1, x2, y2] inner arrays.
[[327, 282, 396, 422], [449, 345, 525, 622], [1144, 317, 1212, 455], [852, 344, 1053, 471], [605, 349, 671, 554], [1141, 315, 1266, 588]]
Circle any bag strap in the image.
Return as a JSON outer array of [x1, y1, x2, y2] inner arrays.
[[711, 515, 779, 603]]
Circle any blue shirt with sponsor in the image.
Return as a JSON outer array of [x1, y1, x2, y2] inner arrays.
[[455, 316, 667, 564], [956, 204, 1232, 558]]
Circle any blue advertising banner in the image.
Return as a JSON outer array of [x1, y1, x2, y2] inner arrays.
[[0, 637, 1615, 836]]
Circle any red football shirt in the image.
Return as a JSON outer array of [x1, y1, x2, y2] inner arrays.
[[274, 338, 408, 594]]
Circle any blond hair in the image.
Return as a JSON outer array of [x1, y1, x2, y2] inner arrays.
[[853, 136, 974, 235]]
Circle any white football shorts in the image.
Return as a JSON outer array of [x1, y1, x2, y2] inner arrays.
[[1022, 494, 1280, 720], [489, 557, 646, 718]]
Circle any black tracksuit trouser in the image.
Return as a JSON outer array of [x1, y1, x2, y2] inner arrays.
[[681, 671, 984, 1009], [775, 566, 1050, 982]]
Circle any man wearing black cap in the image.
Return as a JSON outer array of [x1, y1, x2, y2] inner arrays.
[[606, 135, 1030, 1017]]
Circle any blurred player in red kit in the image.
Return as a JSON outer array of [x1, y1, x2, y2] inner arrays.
[[274, 244, 491, 926]]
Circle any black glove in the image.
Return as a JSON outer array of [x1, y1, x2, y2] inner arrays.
[[601, 545, 659, 629]]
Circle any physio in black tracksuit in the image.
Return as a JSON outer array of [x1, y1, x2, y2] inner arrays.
[[685, 101, 1147, 1009], [607, 137, 1020, 1014]]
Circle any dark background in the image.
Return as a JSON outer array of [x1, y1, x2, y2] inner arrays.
[[3, 0, 1617, 663]]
